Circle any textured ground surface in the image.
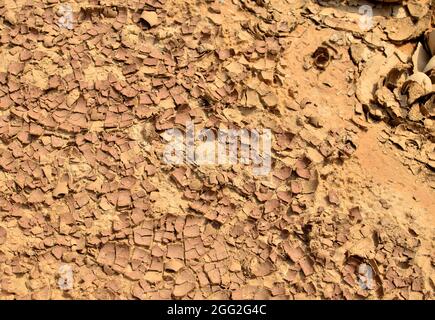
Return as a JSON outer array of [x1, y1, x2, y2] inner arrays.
[[0, 0, 434, 299]]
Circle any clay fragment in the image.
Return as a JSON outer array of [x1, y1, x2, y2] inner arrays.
[[328, 190, 340, 205], [140, 11, 160, 28], [425, 30, 435, 56]]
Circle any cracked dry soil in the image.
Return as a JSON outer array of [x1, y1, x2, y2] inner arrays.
[[0, 0, 434, 300]]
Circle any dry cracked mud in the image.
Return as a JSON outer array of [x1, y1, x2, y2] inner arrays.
[[0, 0, 434, 300]]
